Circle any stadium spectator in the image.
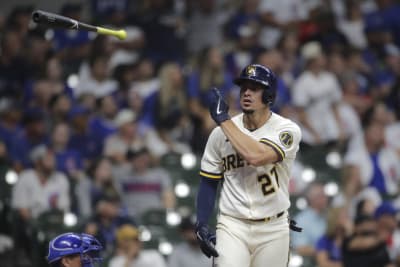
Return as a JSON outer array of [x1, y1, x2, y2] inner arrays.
[[0, 98, 22, 150], [88, 95, 118, 150], [11, 145, 70, 219], [0, 29, 29, 97], [11, 145, 70, 261], [52, 3, 92, 75], [307, 9, 349, 54], [109, 224, 167, 267], [291, 182, 328, 265], [315, 206, 352, 267], [113, 147, 175, 219], [48, 93, 73, 128], [337, 0, 367, 50], [374, 202, 400, 263], [292, 41, 345, 147], [276, 30, 302, 83], [145, 63, 192, 158], [257, 0, 314, 49], [342, 214, 394, 267], [88, 157, 121, 211], [9, 109, 49, 170], [103, 109, 143, 164], [5, 5, 33, 38], [76, 54, 119, 98], [343, 109, 400, 197], [135, 0, 185, 65], [129, 58, 160, 128], [186, 46, 235, 153], [168, 216, 211, 267], [67, 105, 99, 167], [224, 0, 261, 75], [185, 0, 229, 57], [84, 196, 135, 258], [332, 165, 382, 219], [51, 122, 83, 176]]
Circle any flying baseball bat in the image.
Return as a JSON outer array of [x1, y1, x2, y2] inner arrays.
[[31, 10, 127, 40]]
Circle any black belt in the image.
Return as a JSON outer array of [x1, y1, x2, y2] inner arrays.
[[250, 211, 285, 222]]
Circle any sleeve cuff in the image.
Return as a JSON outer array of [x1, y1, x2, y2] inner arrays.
[[199, 170, 223, 179]]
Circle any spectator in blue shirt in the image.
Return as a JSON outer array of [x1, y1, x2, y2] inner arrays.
[[292, 182, 329, 265], [9, 109, 48, 170], [316, 206, 352, 267], [0, 98, 22, 151], [68, 105, 100, 168], [88, 95, 118, 146], [50, 122, 83, 176]]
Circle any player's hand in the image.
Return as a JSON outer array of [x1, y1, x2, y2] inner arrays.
[[195, 223, 219, 258], [209, 87, 230, 125]]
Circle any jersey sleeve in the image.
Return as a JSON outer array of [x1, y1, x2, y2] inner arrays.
[[199, 127, 224, 180], [259, 121, 302, 161]]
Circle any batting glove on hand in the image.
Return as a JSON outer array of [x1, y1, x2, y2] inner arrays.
[[209, 88, 230, 125], [195, 223, 219, 258]]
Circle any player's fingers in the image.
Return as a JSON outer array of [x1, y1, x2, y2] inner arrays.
[[212, 87, 222, 98]]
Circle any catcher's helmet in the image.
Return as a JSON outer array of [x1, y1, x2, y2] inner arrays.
[[234, 64, 277, 105], [47, 233, 103, 267]]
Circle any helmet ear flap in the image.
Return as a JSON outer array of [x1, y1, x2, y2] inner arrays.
[[262, 88, 275, 105]]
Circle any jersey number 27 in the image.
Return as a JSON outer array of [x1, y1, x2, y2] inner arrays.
[[257, 166, 279, 196]]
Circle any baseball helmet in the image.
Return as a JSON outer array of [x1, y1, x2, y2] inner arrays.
[[47, 233, 103, 267], [234, 64, 277, 105]]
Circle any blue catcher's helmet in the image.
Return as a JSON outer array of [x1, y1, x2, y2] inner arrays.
[[47, 233, 103, 267], [234, 64, 277, 105]]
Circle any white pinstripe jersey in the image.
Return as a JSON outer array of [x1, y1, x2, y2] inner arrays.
[[200, 112, 301, 219]]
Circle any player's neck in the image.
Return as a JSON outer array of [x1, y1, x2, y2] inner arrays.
[[243, 109, 272, 131]]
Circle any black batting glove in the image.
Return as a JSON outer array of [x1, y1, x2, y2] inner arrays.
[[209, 88, 230, 125], [195, 222, 219, 258]]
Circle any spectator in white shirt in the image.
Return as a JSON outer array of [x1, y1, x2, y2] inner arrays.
[[292, 41, 345, 146], [11, 145, 70, 220], [258, 0, 313, 48], [11, 145, 70, 261]]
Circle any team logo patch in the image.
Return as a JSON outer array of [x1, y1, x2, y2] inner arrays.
[[279, 131, 293, 148], [246, 65, 256, 76]]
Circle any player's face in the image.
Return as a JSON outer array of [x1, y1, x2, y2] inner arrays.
[[239, 81, 266, 114], [61, 254, 82, 267]]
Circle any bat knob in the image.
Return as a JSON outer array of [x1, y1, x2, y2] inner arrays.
[[116, 30, 127, 40], [31, 11, 42, 23]]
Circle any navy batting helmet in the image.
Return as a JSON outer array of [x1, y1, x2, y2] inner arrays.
[[47, 233, 103, 267], [234, 64, 277, 105]]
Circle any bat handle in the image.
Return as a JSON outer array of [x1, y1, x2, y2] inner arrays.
[[97, 27, 127, 40]]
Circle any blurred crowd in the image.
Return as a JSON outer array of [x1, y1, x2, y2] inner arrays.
[[0, 0, 399, 266]]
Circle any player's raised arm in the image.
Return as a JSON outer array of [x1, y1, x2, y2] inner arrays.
[[208, 65, 282, 166]]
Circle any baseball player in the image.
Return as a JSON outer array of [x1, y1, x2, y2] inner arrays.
[[47, 232, 103, 267], [195, 64, 302, 267]]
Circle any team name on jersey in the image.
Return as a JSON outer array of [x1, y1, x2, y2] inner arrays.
[[222, 153, 250, 171]]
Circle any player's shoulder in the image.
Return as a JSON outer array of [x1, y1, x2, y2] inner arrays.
[[272, 113, 301, 134], [209, 124, 225, 142]]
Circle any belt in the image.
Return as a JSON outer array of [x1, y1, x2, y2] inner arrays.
[[249, 211, 285, 222]]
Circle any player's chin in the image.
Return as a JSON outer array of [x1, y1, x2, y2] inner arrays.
[[242, 107, 255, 114]]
